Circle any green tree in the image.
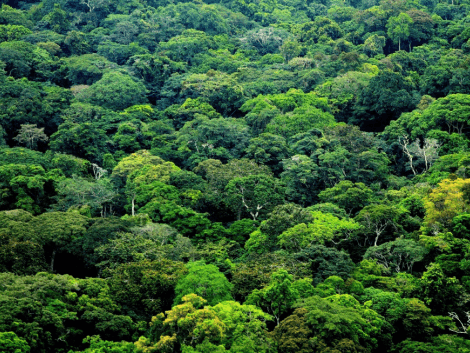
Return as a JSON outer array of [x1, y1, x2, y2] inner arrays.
[[387, 13, 413, 51], [288, 294, 392, 352], [174, 261, 233, 306], [278, 211, 361, 251], [244, 133, 291, 175], [30, 211, 89, 272], [0, 332, 30, 353], [364, 238, 428, 273], [76, 71, 148, 111], [419, 263, 461, 314], [355, 204, 405, 247], [245, 269, 299, 326], [105, 259, 187, 321], [295, 245, 355, 285], [225, 174, 285, 221], [354, 70, 415, 131], [318, 180, 372, 216], [71, 335, 136, 353]]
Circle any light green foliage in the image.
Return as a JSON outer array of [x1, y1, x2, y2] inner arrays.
[[211, 301, 275, 352], [76, 71, 148, 111], [146, 294, 274, 352], [0, 332, 30, 353], [278, 211, 361, 251], [0, 163, 56, 214], [355, 204, 406, 247], [0, 24, 31, 42], [245, 203, 313, 253], [318, 181, 373, 216], [53, 176, 116, 216], [72, 335, 136, 353], [174, 261, 233, 306], [387, 13, 414, 51]]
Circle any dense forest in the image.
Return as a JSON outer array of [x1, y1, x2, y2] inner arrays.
[[1, 0, 470, 351]]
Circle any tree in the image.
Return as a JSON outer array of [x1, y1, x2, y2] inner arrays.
[[245, 269, 299, 326], [355, 205, 405, 247], [175, 116, 252, 168], [448, 311, 470, 335], [420, 263, 461, 314], [398, 136, 441, 175], [279, 40, 301, 63], [53, 176, 116, 217], [290, 295, 391, 352], [164, 98, 221, 129], [364, 238, 428, 273], [0, 272, 136, 352], [0, 214, 48, 275], [423, 178, 470, 233], [0, 332, 30, 353], [281, 155, 320, 206], [271, 308, 312, 353], [244, 133, 291, 175], [143, 294, 224, 350], [318, 181, 372, 216], [363, 34, 386, 56], [225, 174, 285, 221], [354, 71, 414, 131], [72, 335, 136, 353], [423, 94, 470, 135], [143, 295, 274, 352], [387, 13, 413, 51], [174, 261, 233, 306], [245, 203, 314, 254], [76, 71, 148, 111], [30, 212, 89, 272], [93, 231, 171, 271], [277, 211, 361, 251], [265, 105, 336, 139], [105, 259, 187, 321], [49, 121, 110, 163], [59, 53, 116, 85], [210, 301, 274, 352], [295, 245, 355, 285]]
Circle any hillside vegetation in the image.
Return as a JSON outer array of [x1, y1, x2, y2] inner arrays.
[[1, 0, 470, 351]]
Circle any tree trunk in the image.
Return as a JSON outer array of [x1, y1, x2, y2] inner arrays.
[[398, 38, 401, 51], [131, 196, 135, 217], [50, 248, 57, 273]]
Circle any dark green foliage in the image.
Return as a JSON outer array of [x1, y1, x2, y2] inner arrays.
[[295, 245, 355, 285]]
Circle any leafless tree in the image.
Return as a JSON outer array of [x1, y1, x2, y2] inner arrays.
[[449, 312, 470, 334]]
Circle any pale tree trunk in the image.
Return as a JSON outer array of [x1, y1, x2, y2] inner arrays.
[[132, 196, 135, 217]]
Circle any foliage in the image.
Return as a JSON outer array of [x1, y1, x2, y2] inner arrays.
[[174, 261, 233, 306], [1, 0, 470, 350]]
